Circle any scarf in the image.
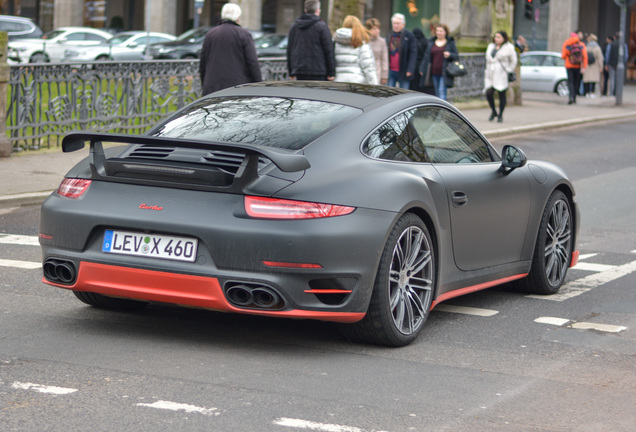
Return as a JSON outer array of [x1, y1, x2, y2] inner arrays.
[[389, 32, 401, 56]]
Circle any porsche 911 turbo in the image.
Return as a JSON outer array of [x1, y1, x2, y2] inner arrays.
[[39, 81, 579, 346]]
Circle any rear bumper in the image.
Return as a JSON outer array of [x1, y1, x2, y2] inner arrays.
[[44, 261, 366, 323]]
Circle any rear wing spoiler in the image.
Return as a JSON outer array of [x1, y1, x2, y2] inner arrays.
[[61, 132, 310, 194], [62, 132, 310, 173]]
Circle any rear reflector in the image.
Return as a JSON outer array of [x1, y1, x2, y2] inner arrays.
[[57, 178, 92, 199], [245, 196, 354, 219]]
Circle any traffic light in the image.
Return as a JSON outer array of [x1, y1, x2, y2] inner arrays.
[[524, 0, 534, 20]]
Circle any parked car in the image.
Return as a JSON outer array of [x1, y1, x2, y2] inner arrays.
[[8, 26, 113, 63], [146, 26, 210, 59], [0, 15, 43, 40], [254, 33, 287, 57], [520, 51, 569, 97], [40, 81, 578, 347], [63, 31, 176, 62]]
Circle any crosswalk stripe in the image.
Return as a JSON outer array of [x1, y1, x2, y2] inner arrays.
[[434, 304, 499, 316], [573, 262, 616, 272], [0, 234, 40, 247], [0, 259, 41, 269]]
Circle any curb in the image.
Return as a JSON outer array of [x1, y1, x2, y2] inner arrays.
[[0, 191, 53, 209], [482, 111, 636, 138]]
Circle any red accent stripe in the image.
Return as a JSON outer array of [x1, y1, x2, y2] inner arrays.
[[431, 273, 528, 309], [304, 289, 353, 294], [42, 262, 364, 323], [570, 250, 580, 268], [263, 261, 323, 269]]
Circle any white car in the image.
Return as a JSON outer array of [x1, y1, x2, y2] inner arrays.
[[63, 31, 176, 62], [520, 51, 569, 97], [8, 26, 113, 64]]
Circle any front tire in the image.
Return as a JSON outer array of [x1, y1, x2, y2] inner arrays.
[[73, 291, 148, 311], [29, 52, 49, 63], [341, 213, 435, 347], [556, 80, 569, 97], [519, 190, 573, 294]]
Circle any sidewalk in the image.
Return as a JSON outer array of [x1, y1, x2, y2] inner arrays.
[[1, 85, 636, 209]]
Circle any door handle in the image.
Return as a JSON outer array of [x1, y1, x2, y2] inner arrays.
[[451, 191, 468, 207]]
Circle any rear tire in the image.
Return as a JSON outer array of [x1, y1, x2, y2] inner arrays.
[[73, 291, 148, 311], [518, 190, 573, 295], [340, 213, 435, 347]]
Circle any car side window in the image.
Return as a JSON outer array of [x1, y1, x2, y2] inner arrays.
[[521, 55, 543, 66], [84, 33, 107, 42], [409, 107, 493, 163], [65, 33, 85, 41], [363, 113, 427, 162]]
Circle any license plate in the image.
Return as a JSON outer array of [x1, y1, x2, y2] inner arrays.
[[102, 230, 198, 262]]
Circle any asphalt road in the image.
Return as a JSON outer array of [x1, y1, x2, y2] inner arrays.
[[1, 120, 635, 431]]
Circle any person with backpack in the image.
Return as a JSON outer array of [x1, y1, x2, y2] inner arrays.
[[562, 32, 588, 104]]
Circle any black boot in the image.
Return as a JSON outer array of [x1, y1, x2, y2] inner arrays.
[[497, 114, 503, 123], [489, 112, 497, 121]]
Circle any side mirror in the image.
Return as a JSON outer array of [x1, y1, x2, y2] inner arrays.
[[500, 145, 527, 174]]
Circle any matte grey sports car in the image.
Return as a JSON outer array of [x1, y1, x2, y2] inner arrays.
[[39, 81, 579, 346]]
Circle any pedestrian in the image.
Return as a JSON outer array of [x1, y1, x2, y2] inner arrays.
[[199, 3, 262, 96], [333, 16, 378, 85], [286, 0, 335, 81], [418, 23, 459, 101], [514, 35, 529, 53], [562, 32, 588, 104], [410, 28, 433, 94], [483, 30, 516, 123], [606, 32, 629, 96], [582, 33, 604, 98], [386, 13, 418, 89], [365, 18, 388, 85], [601, 34, 613, 96]]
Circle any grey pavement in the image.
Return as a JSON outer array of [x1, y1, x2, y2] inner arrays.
[[1, 85, 635, 209]]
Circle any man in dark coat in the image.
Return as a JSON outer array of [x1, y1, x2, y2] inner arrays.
[[386, 13, 418, 89], [199, 3, 262, 96], [286, 0, 335, 81]]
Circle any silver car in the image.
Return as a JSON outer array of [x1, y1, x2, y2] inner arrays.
[[63, 31, 176, 62], [520, 51, 569, 97]]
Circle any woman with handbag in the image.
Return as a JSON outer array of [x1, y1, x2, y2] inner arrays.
[[418, 24, 458, 101], [484, 30, 517, 122]]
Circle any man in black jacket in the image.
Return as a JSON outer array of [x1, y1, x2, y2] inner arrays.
[[386, 13, 417, 89], [287, 0, 335, 81], [199, 3, 262, 95]]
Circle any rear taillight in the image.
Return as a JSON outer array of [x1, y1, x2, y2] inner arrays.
[[245, 196, 355, 219], [57, 178, 92, 199]]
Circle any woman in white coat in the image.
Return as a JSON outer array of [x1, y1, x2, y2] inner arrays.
[[333, 15, 378, 85], [484, 30, 517, 123]]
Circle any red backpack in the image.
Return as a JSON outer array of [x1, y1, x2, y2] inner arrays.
[[568, 43, 583, 65]]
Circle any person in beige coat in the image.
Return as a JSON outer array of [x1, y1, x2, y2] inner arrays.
[[365, 18, 388, 85], [582, 34, 604, 97]]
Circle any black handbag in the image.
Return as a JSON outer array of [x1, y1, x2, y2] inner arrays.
[[498, 59, 516, 82], [446, 60, 467, 77]]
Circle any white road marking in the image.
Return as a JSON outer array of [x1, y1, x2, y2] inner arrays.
[[434, 304, 499, 316], [535, 317, 570, 326], [136, 400, 219, 416], [570, 322, 627, 333], [535, 317, 627, 333], [12, 382, 78, 395], [572, 262, 616, 272], [527, 259, 636, 301], [0, 234, 40, 246], [577, 253, 597, 260], [0, 259, 41, 269], [274, 418, 374, 432]]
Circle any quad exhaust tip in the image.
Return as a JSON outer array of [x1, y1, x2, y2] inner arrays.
[[225, 283, 284, 310], [43, 258, 77, 285]]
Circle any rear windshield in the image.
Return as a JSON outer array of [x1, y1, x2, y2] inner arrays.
[[153, 96, 361, 150]]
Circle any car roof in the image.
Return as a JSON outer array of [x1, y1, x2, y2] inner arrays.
[[521, 51, 561, 56], [0, 15, 36, 22], [210, 81, 440, 110]]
